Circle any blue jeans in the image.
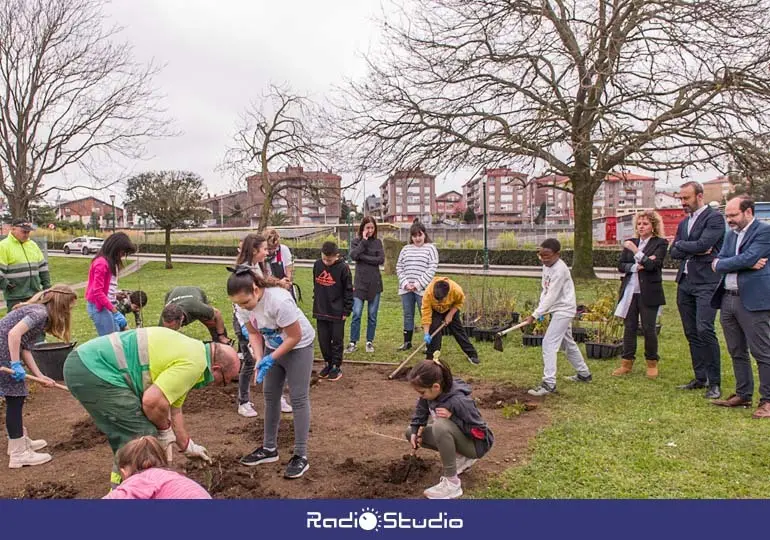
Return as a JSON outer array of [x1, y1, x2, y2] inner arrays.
[[87, 301, 118, 336], [400, 292, 423, 331], [350, 294, 381, 343]]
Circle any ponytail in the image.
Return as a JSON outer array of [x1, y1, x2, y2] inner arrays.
[[226, 264, 273, 296], [407, 358, 453, 393]]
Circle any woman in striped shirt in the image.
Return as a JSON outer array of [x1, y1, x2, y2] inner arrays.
[[395, 222, 439, 351]]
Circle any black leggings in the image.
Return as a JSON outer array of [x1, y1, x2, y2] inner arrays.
[[4, 396, 24, 439]]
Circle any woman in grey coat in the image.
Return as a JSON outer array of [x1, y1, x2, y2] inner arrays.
[[345, 217, 384, 353]]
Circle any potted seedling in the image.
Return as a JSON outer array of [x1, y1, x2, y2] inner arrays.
[[583, 292, 623, 359]]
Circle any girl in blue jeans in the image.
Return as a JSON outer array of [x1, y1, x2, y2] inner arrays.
[[85, 232, 137, 336], [396, 222, 439, 351], [345, 217, 384, 354]]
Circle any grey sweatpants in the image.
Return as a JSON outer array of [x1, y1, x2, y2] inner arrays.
[[542, 313, 590, 386], [262, 344, 313, 457], [404, 418, 478, 477]]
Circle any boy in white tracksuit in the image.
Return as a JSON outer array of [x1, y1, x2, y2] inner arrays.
[[525, 238, 592, 396]]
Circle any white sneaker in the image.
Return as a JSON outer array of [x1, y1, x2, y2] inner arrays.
[[237, 402, 258, 418], [344, 342, 357, 354], [365, 341, 375, 353], [423, 476, 463, 499], [456, 454, 478, 475], [281, 395, 293, 414]]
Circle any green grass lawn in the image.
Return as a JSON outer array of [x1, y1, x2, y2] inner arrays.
[[42, 259, 770, 497]]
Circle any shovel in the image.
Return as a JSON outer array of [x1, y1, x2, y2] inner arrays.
[[388, 322, 447, 380], [493, 320, 531, 352], [368, 427, 423, 483], [0, 366, 69, 391]]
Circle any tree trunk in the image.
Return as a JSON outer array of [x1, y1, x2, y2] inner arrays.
[[164, 227, 173, 269], [571, 179, 596, 280], [9, 196, 29, 220], [259, 180, 273, 230]]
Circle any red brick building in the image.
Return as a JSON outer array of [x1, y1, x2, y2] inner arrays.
[[201, 190, 249, 227], [245, 166, 341, 226], [55, 196, 125, 229], [380, 169, 436, 223], [435, 190, 465, 219], [463, 168, 531, 224]]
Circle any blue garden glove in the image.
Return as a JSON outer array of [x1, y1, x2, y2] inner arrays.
[[241, 324, 248, 340], [113, 311, 128, 329], [10, 361, 26, 382], [256, 354, 275, 384], [423, 333, 432, 345], [536, 315, 545, 323]]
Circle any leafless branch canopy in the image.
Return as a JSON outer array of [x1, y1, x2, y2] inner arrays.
[[0, 0, 170, 217]]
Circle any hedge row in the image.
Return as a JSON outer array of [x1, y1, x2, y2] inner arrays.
[[52, 240, 679, 269]]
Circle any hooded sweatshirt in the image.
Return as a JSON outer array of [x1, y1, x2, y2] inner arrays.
[[312, 257, 354, 321], [410, 378, 494, 458]]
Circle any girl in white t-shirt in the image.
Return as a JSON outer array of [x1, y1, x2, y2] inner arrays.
[[227, 265, 315, 479]]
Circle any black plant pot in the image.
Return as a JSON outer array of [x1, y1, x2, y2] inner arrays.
[[571, 327, 589, 343], [511, 312, 520, 324], [475, 327, 505, 342], [522, 334, 544, 347], [462, 325, 477, 338], [585, 341, 622, 360]]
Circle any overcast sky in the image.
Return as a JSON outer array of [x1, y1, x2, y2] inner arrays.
[[55, 0, 707, 208]]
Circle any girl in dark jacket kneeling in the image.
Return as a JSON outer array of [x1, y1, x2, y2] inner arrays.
[[405, 358, 494, 499]]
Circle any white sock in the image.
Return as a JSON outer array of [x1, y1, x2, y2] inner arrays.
[[447, 475, 460, 485], [264, 447, 276, 452]]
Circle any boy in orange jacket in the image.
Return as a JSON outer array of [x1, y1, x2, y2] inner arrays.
[[421, 277, 479, 365]]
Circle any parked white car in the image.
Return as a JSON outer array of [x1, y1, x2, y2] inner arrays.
[[63, 236, 103, 255]]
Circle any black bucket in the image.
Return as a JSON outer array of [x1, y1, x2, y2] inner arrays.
[[30, 342, 76, 382]]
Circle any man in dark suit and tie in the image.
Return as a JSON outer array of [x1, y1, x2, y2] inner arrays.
[[669, 181, 725, 398], [709, 196, 770, 418]]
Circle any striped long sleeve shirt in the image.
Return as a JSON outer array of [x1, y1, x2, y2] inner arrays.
[[396, 243, 439, 295]]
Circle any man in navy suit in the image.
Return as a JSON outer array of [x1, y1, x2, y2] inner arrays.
[[710, 196, 770, 418], [669, 181, 725, 398]]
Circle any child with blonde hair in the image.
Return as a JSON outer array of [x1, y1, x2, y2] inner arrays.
[[103, 436, 211, 499]]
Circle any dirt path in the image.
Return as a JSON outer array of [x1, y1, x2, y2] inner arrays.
[[0, 364, 548, 499]]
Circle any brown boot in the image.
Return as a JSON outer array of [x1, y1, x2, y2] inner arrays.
[[645, 359, 659, 379], [612, 359, 633, 376]]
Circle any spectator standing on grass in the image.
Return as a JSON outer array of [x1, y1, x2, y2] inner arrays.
[[227, 265, 315, 479], [421, 277, 479, 365], [64, 327, 239, 488], [669, 181, 725, 399], [232, 234, 292, 416], [1, 285, 77, 469], [396, 222, 439, 351], [103, 436, 211, 499], [405, 358, 494, 499], [85, 232, 137, 336], [264, 228, 295, 295], [345, 217, 384, 354], [0, 219, 50, 312], [612, 210, 669, 379], [710, 196, 770, 418], [313, 241, 353, 381], [524, 238, 592, 397]]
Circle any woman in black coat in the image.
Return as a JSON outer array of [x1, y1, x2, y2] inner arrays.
[[345, 217, 385, 353], [613, 210, 669, 379]]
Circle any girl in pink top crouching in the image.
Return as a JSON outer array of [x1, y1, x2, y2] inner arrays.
[[103, 436, 211, 500]]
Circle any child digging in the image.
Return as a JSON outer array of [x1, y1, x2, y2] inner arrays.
[[313, 241, 353, 381], [103, 436, 211, 499], [114, 290, 148, 330], [405, 358, 494, 499], [421, 277, 480, 365], [524, 238, 593, 396]]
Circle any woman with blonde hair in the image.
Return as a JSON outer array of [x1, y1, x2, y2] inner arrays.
[[1, 285, 78, 468], [613, 210, 669, 378]]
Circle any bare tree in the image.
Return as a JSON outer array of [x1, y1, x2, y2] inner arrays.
[[334, 0, 770, 277], [221, 84, 338, 230], [0, 0, 169, 219]]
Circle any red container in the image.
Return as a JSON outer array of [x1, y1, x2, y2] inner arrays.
[[656, 208, 686, 240]]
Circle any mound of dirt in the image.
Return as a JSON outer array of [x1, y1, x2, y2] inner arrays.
[[333, 456, 437, 498], [183, 452, 280, 498], [372, 406, 413, 425], [184, 385, 240, 414], [477, 384, 540, 411], [225, 418, 296, 448], [52, 418, 107, 451], [21, 481, 78, 499]]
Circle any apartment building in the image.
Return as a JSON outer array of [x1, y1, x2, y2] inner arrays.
[[462, 168, 530, 224], [702, 176, 735, 204], [592, 172, 656, 218], [435, 190, 465, 219], [380, 169, 436, 223]]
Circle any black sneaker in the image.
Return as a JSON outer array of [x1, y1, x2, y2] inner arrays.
[[319, 364, 332, 379], [240, 447, 279, 467], [468, 356, 480, 365], [396, 342, 413, 351], [565, 373, 592, 383], [284, 455, 309, 479], [328, 366, 342, 381]]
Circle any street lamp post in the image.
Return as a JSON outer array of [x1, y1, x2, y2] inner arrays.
[[110, 194, 116, 232], [346, 210, 356, 263], [482, 178, 489, 271]]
